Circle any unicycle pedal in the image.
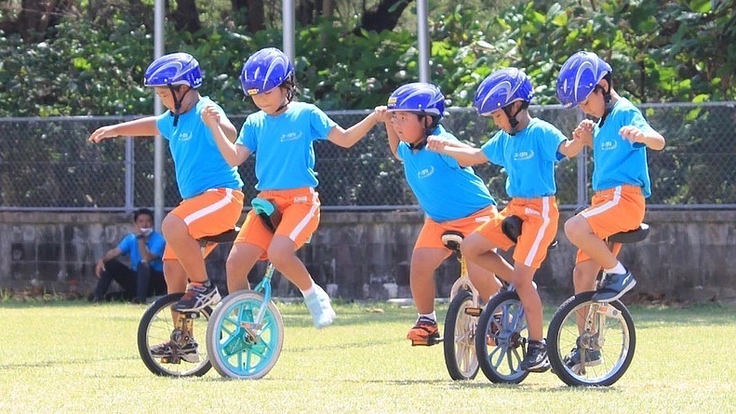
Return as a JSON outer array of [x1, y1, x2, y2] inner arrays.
[[463, 307, 482, 317]]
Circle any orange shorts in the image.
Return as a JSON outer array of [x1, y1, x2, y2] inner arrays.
[[234, 187, 320, 260], [162, 188, 244, 260], [575, 185, 645, 263], [474, 196, 559, 269], [414, 206, 497, 250]]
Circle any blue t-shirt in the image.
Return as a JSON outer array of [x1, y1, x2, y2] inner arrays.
[[237, 102, 336, 190], [155, 97, 244, 199], [592, 98, 655, 197], [117, 231, 165, 272], [398, 125, 495, 222], [480, 118, 566, 198]]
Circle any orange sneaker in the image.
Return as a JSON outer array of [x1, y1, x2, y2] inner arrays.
[[406, 317, 440, 345]]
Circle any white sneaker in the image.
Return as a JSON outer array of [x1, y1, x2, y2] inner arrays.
[[304, 285, 336, 328]]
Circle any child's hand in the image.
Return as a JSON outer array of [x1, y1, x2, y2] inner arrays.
[[426, 135, 448, 151], [373, 106, 389, 123], [572, 120, 594, 146], [88, 126, 117, 143], [201, 105, 221, 128], [619, 126, 645, 144]]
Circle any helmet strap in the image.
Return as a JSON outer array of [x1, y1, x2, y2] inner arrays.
[[274, 80, 295, 113], [502, 102, 528, 135], [408, 114, 439, 150], [169, 85, 192, 127], [597, 75, 613, 127]]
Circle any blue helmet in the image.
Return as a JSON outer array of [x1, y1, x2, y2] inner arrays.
[[240, 47, 294, 96], [473, 68, 534, 115], [386, 82, 446, 118], [144, 52, 202, 89], [556, 51, 612, 108]]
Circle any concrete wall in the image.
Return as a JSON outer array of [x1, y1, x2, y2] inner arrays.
[[1, 210, 735, 304]]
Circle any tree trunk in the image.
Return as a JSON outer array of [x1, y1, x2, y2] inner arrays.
[[296, 0, 317, 26], [231, 0, 265, 33], [171, 0, 202, 33], [353, 0, 414, 35], [0, 0, 68, 42]]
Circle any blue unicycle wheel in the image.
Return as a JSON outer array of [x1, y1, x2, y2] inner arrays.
[[205, 290, 284, 379]]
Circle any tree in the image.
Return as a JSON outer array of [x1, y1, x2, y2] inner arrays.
[[353, 0, 414, 34], [0, 0, 75, 42]]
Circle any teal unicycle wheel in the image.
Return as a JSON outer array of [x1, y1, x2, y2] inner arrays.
[[205, 290, 284, 379]]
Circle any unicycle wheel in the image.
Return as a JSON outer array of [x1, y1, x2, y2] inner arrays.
[[206, 290, 284, 379], [443, 290, 479, 380], [547, 291, 636, 386], [137, 293, 212, 377]]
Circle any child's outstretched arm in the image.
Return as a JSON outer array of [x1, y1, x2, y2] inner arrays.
[[327, 107, 385, 148], [88, 117, 159, 143], [557, 132, 587, 158], [620, 126, 665, 150], [203, 105, 250, 166], [426, 136, 488, 166]]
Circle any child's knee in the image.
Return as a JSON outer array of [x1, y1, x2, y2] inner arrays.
[[564, 215, 586, 240]]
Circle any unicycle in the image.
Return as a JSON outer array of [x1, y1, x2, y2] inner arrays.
[[205, 197, 285, 379], [473, 215, 556, 384], [137, 293, 213, 377], [441, 231, 482, 380], [546, 224, 648, 386], [137, 228, 239, 377]]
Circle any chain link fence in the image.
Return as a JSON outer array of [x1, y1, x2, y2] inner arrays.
[[1, 102, 735, 211]]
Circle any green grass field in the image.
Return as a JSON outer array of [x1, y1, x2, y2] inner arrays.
[[1, 300, 735, 414]]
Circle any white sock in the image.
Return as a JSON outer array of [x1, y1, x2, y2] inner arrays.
[[605, 262, 626, 275], [419, 312, 436, 322], [301, 283, 316, 297]]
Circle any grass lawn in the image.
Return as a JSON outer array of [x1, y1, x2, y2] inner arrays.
[[1, 299, 735, 414]]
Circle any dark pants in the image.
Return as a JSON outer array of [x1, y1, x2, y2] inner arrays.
[[92, 259, 166, 303]]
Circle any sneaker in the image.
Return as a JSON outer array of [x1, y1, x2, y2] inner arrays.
[[563, 346, 603, 371], [304, 285, 336, 328], [592, 271, 636, 302], [521, 340, 550, 372], [406, 316, 440, 344], [150, 339, 200, 363], [173, 281, 221, 312]]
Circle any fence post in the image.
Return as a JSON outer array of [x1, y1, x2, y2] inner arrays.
[[125, 136, 134, 213]]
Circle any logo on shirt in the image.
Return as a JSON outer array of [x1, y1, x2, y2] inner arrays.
[[281, 131, 303, 142], [294, 195, 308, 203], [178, 131, 193, 142], [513, 150, 535, 161], [417, 166, 435, 179], [600, 140, 618, 151]]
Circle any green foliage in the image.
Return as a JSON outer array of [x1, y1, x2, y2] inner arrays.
[[1, 1, 734, 117], [1, 0, 736, 207]]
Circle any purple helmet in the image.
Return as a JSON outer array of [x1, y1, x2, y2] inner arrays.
[[144, 52, 202, 89], [240, 47, 294, 96], [386, 82, 446, 118], [556, 51, 612, 108], [473, 68, 534, 115]]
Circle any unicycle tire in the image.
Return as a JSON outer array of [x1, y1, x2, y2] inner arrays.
[[137, 293, 213, 377], [475, 290, 530, 384], [206, 290, 284, 379], [443, 290, 479, 380], [547, 291, 636, 386]]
